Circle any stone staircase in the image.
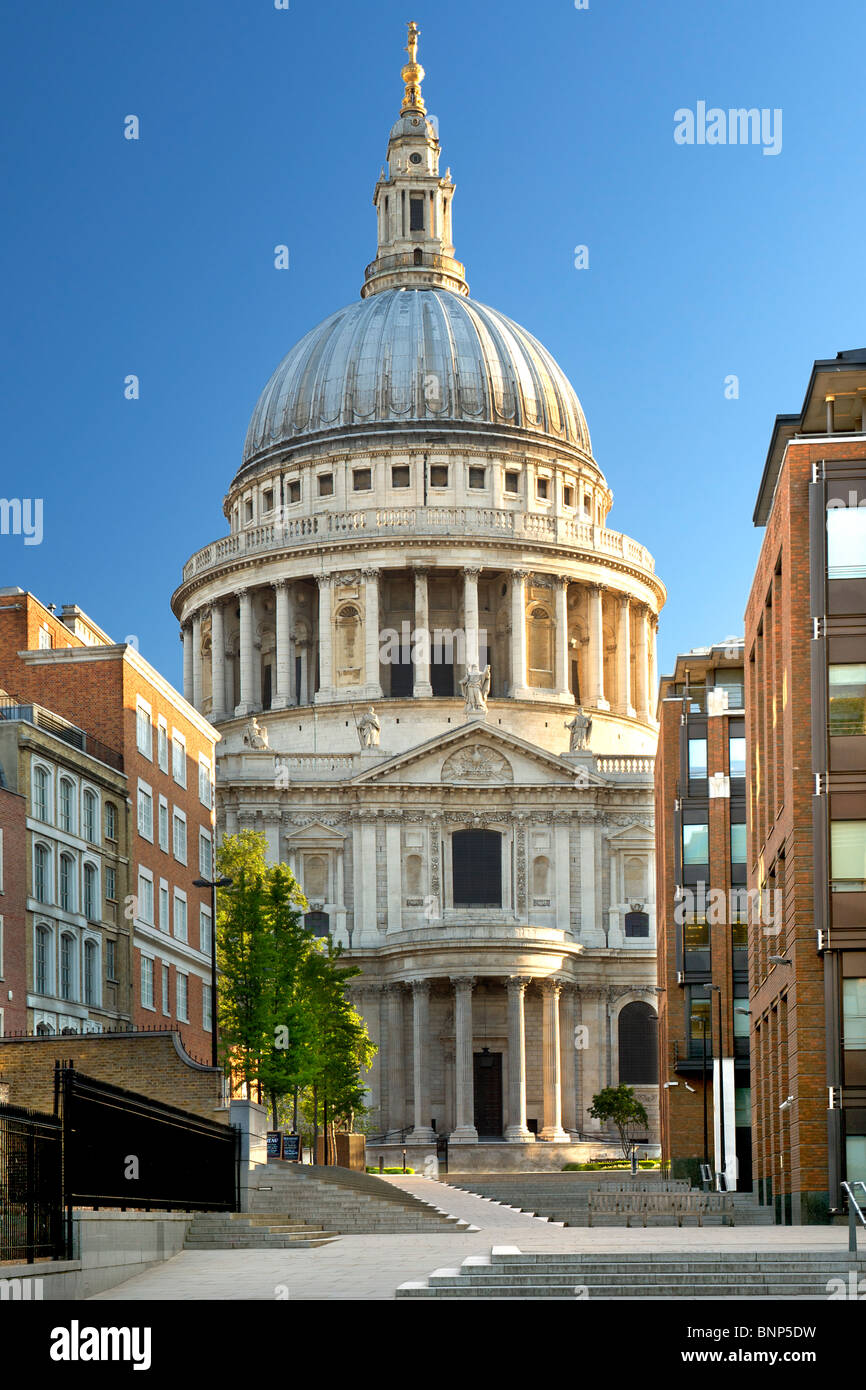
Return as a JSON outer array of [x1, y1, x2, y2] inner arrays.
[[398, 1246, 866, 1298], [246, 1161, 479, 1234], [185, 1213, 337, 1250], [443, 1175, 775, 1226]]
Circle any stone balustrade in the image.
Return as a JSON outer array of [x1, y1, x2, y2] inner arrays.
[[181, 506, 657, 584]]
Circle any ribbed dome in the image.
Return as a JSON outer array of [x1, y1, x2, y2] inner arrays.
[[241, 288, 592, 469]]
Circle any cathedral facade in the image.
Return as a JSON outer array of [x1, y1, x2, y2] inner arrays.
[[172, 27, 666, 1163]]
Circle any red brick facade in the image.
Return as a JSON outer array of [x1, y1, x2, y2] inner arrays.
[[745, 350, 866, 1222], [0, 590, 219, 1063]]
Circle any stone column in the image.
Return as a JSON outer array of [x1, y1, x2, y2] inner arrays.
[[385, 983, 405, 1133], [252, 638, 262, 710], [462, 567, 480, 672], [210, 600, 226, 722], [505, 976, 533, 1141], [554, 820, 571, 933], [315, 575, 333, 703], [510, 569, 530, 698], [579, 817, 606, 947], [450, 976, 478, 1142], [363, 568, 383, 699], [191, 610, 203, 711], [181, 623, 193, 704], [540, 979, 569, 1141], [385, 814, 402, 934], [650, 614, 659, 721], [554, 576, 571, 700], [635, 602, 650, 720], [235, 589, 256, 717], [413, 567, 432, 697], [560, 984, 577, 1133], [586, 583, 610, 711], [408, 979, 436, 1142], [618, 595, 635, 717], [273, 580, 292, 709]]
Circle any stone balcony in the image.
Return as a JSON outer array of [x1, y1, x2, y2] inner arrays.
[[215, 748, 654, 785], [180, 506, 658, 585]]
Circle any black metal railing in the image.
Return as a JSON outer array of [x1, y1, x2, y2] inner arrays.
[[0, 694, 123, 772], [0, 1100, 67, 1262], [58, 1063, 239, 1213]]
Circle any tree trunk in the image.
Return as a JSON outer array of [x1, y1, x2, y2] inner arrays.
[[270, 1090, 278, 1129], [312, 1083, 319, 1165]]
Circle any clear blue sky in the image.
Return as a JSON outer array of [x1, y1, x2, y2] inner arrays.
[[3, 0, 863, 690]]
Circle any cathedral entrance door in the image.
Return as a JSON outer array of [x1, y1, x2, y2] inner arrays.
[[473, 1048, 503, 1138]]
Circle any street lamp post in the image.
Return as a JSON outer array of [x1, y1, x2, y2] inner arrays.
[[193, 874, 233, 1069]]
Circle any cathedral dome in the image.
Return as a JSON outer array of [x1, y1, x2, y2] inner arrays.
[[241, 288, 592, 470]]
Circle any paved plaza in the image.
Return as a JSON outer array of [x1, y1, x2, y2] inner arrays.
[[91, 1177, 861, 1301]]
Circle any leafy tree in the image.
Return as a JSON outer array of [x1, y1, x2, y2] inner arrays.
[[587, 1084, 649, 1159], [215, 830, 376, 1142], [215, 831, 274, 1098]]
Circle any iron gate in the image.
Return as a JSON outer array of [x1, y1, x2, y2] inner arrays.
[[0, 1101, 67, 1262]]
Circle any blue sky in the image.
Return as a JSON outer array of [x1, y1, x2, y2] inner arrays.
[[3, 0, 863, 689]]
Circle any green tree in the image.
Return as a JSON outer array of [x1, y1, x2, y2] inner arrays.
[[587, 1085, 649, 1159], [300, 939, 376, 1159], [215, 831, 275, 1098], [258, 863, 315, 1127]]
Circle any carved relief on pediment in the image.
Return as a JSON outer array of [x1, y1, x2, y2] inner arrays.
[[441, 744, 513, 784]]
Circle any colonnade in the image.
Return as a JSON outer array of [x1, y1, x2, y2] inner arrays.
[[180, 566, 658, 722], [394, 974, 576, 1144]]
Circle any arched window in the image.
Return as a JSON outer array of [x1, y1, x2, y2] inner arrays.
[[34, 843, 51, 903], [528, 606, 553, 685], [624, 855, 645, 900], [36, 1021, 54, 1036], [84, 940, 98, 1005], [60, 933, 75, 1002], [335, 605, 362, 688], [532, 856, 550, 898], [83, 789, 98, 842], [58, 777, 75, 833], [452, 829, 502, 908], [83, 863, 98, 921], [59, 853, 75, 912], [35, 925, 51, 994], [33, 765, 50, 821], [618, 1002, 658, 1084], [305, 910, 330, 938]]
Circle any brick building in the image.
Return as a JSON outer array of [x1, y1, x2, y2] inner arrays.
[[746, 348, 866, 1223], [0, 589, 220, 1063], [0, 692, 131, 1035], [655, 642, 751, 1188], [0, 779, 28, 1035]]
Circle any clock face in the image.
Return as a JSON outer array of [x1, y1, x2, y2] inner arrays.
[[410, 152, 423, 165]]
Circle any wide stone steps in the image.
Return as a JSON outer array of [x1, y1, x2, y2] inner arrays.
[[184, 1214, 338, 1250], [246, 1162, 478, 1235], [444, 1180, 775, 1226], [398, 1248, 866, 1299]]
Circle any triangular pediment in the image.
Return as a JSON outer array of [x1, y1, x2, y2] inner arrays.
[[284, 819, 347, 846], [349, 721, 606, 788], [605, 819, 654, 845]]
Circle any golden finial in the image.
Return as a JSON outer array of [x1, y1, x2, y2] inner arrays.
[[401, 20, 426, 115]]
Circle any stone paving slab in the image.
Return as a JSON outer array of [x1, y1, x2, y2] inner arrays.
[[89, 1208, 861, 1302]]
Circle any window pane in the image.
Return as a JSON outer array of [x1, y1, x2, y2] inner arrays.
[[453, 829, 502, 907], [682, 823, 708, 864], [831, 821, 866, 884], [829, 664, 866, 736], [827, 504, 866, 579], [688, 738, 707, 778], [733, 998, 750, 1037], [684, 919, 710, 951], [730, 823, 747, 864], [843, 979, 866, 1050], [729, 736, 747, 777]]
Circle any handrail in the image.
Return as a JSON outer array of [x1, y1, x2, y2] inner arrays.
[[842, 1180, 866, 1253]]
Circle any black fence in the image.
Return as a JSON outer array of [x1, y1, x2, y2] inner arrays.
[[0, 1101, 68, 1263], [59, 1064, 239, 1213]]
